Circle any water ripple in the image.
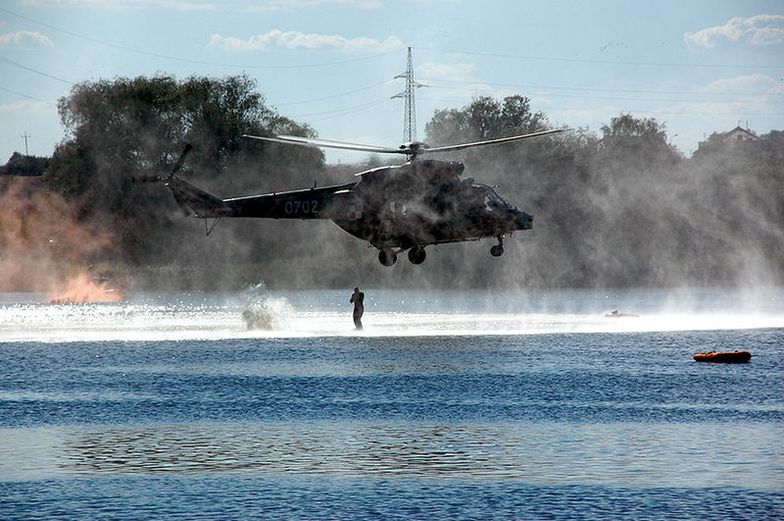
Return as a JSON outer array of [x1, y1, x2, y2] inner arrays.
[[1, 421, 782, 491]]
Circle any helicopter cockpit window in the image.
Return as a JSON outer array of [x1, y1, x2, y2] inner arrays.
[[483, 187, 512, 210]]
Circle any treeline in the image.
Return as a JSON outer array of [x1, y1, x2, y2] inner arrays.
[[425, 100, 783, 288], [0, 152, 49, 176], [19, 75, 784, 289]]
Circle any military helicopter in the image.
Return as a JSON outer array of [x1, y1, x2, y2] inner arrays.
[[153, 129, 564, 266]]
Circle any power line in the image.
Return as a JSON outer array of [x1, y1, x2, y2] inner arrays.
[[417, 95, 784, 117], [0, 55, 73, 85], [420, 77, 784, 101], [0, 85, 52, 103], [0, 6, 403, 70], [308, 99, 391, 124], [289, 98, 391, 119], [270, 74, 782, 110], [421, 82, 784, 106], [418, 46, 784, 70], [275, 80, 391, 106]]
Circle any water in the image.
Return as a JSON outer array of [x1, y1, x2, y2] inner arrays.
[[1, 288, 783, 519]]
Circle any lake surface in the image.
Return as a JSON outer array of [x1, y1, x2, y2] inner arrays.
[[1, 288, 783, 519]]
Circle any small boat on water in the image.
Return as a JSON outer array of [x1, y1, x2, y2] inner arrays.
[[605, 309, 639, 318], [693, 350, 752, 363]]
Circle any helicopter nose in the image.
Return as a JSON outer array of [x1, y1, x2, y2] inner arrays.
[[514, 210, 533, 230]]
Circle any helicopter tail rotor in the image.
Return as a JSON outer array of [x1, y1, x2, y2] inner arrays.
[[131, 144, 194, 184], [169, 143, 193, 178], [130, 144, 228, 218]]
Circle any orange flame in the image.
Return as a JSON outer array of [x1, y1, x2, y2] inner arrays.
[[48, 272, 124, 304]]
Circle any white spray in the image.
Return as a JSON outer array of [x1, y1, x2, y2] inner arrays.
[[241, 281, 294, 330]]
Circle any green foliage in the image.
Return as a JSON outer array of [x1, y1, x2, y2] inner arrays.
[[597, 113, 681, 170], [0, 152, 49, 177], [45, 74, 324, 268], [425, 95, 546, 145]]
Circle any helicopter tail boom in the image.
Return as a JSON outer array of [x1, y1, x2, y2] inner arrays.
[[165, 176, 233, 218], [164, 174, 356, 221]]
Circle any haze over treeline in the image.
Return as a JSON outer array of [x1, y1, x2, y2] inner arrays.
[[1, 74, 782, 291]]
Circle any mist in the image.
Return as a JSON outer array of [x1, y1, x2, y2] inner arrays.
[[2, 79, 782, 293]]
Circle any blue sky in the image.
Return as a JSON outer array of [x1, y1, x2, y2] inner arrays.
[[0, 0, 782, 163]]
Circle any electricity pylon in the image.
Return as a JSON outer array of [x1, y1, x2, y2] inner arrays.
[[392, 47, 426, 142]]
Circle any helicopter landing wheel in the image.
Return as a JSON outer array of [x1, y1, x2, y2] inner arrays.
[[408, 246, 426, 265], [378, 248, 397, 266], [491, 235, 504, 257]]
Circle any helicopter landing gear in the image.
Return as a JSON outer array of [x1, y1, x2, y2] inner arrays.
[[378, 248, 397, 266], [408, 246, 426, 265], [490, 236, 504, 257]]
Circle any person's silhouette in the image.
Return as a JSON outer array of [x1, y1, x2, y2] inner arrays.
[[350, 287, 365, 329]]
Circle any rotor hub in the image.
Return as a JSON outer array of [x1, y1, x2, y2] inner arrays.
[[399, 141, 430, 155]]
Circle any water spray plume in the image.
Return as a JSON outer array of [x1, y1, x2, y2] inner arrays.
[[241, 281, 293, 330]]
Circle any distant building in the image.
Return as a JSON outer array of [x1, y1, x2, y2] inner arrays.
[[696, 125, 759, 153], [720, 126, 759, 143]]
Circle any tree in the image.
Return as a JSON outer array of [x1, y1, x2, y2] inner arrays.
[[597, 113, 681, 170], [425, 95, 547, 146], [45, 74, 324, 272], [0, 153, 49, 177]]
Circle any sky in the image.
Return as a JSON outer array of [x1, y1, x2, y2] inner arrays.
[[0, 0, 782, 164]]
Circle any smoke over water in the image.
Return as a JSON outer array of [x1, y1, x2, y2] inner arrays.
[[0, 177, 121, 301], [157, 123, 783, 292]]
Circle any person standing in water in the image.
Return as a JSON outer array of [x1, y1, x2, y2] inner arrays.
[[350, 287, 365, 329]]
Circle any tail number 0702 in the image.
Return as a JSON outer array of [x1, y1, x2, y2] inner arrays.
[[285, 200, 319, 215]]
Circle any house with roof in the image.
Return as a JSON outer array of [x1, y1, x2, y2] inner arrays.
[[719, 126, 760, 143]]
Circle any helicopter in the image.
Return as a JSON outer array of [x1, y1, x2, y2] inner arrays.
[[150, 128, 564, 266]]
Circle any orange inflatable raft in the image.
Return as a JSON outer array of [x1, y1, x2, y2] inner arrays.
[[693, 350, 752, 363]]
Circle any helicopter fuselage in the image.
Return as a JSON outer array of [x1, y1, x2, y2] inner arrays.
[[165, 158, 533, 266]]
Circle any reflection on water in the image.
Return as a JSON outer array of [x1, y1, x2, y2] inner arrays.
[[2, 421, 782, 491]]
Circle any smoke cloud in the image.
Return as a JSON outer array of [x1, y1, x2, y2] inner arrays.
[[0, 176, 121, 299]]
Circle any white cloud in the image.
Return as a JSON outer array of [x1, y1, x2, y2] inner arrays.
[[244, 0, 381, 10], [22, 0, 379, 10], [0, 100, 54, 112], [685, 14, 784, 48], [644, 75, 784, 150], [209, 30, 404, 52], [418, 62, 475, 83], [0, 31, 54, 48], [23, 0, 216, 10], [704, 73, 782, 94], [543, 104, 622, 128]]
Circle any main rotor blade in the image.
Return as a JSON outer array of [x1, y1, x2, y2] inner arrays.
[[243, 134, 407, 155], [422, 128, 567, 154]]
